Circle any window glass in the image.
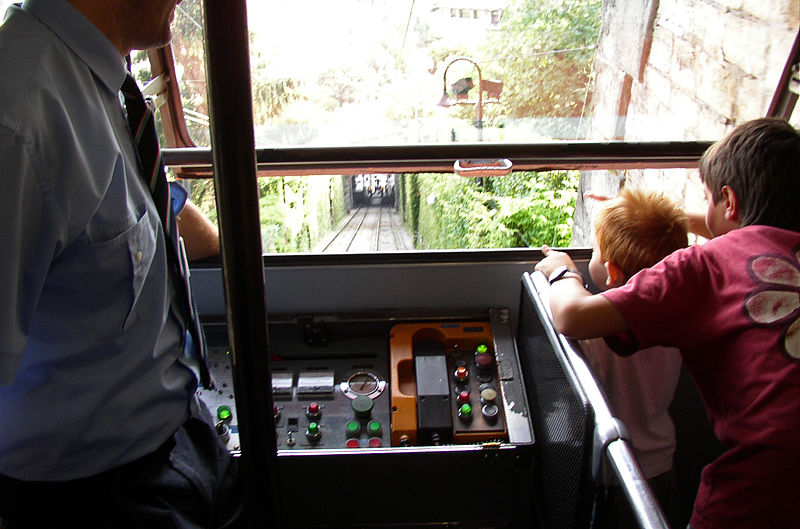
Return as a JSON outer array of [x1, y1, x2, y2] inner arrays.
[[231, 170, 582, 254], [7, 0, 793, 254], [171, 0, 605, 147], [163, 0, 798, 255], [168, 0, 797, 148], [182, 167, 712, 255]]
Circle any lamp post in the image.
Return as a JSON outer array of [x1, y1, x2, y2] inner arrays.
[[437, 57, 502, 143], [438, 57, 485, 141]]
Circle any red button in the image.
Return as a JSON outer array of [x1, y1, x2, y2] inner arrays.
[[346, 438, 360, 448], [455, 366, 469, 382], [476, 353, 493, 368], [368, 437, 383, 448], [308, 402, 320, 414], [457, 391, 470, 404]]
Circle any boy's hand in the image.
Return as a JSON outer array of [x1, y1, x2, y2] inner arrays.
[[534, 246, 629, 339], [535, 245, 578, 278]]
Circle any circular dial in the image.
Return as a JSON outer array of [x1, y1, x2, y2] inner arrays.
[[347, 371, 380, 395], [340, 370, 386, 400]]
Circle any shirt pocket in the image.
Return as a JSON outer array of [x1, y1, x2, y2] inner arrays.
[[84, 208, 159, 334], [123, 210, 158, 331]]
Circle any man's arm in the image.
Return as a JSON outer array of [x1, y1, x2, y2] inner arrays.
[[534, 246, 629, 339], [176, 200, 220, 261]]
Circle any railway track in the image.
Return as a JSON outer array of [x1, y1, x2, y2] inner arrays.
[[321, 199, 411, 253]]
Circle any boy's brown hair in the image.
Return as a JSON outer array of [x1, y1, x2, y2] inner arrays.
[[594, 188, 689, 279], [699, 118, 800, 231]]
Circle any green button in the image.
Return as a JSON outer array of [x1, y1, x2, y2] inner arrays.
[[352, 395, 374, 418], [217, 405, 232, 423], [346, 420, 361, 437], [459, 403, 473, 417], [476, 344, 488, 354], [308, 422, 320, 435], [367, 421, 382, 436]]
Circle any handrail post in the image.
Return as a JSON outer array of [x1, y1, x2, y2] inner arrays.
[[201, 1, 280, 527]]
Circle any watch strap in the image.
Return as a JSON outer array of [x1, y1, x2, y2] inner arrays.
[[548, 266, 584, 285]]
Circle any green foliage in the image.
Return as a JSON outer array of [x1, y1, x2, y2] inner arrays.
[[406, 170, 577, 249], [482, 0, 601, 124], [252, 75, 297, 122], [493, 171, 579, 247], [186, 175, 347, 254], [256, 175, 348, 253], [186, 179, 218, 224], [172, 0, 208, 131], [419, 175, 511, 248], [406, 174, 421, 242]]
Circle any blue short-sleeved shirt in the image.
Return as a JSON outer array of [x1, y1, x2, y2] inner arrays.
[[0, 0, 198, 480]]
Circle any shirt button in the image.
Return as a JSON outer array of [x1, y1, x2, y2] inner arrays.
[[135, 250, 143, 262]]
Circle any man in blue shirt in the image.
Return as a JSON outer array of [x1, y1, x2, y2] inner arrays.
[[0, 0, 243, 527]]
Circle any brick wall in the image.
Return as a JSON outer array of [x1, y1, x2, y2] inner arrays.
[[572, 0, 799, 245]]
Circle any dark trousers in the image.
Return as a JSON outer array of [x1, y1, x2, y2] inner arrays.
[[0, 415, 245, 529]]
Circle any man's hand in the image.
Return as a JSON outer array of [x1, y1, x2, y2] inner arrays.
[[176, 200, 220, 261]]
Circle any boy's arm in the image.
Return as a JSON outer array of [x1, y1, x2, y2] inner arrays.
[[686, 211, 713, 239], [535, 246, 629, 339]]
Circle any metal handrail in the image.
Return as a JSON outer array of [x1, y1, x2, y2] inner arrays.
[[524, 271, 671, 529]]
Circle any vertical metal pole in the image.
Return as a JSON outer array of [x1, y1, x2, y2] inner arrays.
[[201, 1, 280, 527], [766, 28, 800, 119]]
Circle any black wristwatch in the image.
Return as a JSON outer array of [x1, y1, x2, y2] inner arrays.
[[548, 265, 583, 285]]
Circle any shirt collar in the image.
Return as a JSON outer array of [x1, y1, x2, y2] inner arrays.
[[22, 0, 127, 94]]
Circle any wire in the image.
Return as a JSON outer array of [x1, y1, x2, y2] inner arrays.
[[177, 3, 203, 32], [401, 0, 416, 57]]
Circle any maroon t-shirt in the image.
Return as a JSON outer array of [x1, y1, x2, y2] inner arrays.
[[602, 225, 800, 529]]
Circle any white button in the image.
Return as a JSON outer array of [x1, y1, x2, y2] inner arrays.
[[135, 250, 143, 262]]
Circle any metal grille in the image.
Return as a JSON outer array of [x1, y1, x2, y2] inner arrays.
[[517, 287, 595, 529]]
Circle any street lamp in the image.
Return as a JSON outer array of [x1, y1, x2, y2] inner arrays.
[[437, 57, 502, 141]]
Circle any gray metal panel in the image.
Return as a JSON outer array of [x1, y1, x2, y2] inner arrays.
[[192, 260, 540, 326]]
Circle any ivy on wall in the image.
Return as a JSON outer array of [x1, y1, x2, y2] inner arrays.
[[398, 170, 578, 250]]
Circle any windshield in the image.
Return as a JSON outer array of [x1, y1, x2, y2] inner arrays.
[[5, 0, 796, 254], [160, 0, 800, 254], [166, 0, 798, 149]]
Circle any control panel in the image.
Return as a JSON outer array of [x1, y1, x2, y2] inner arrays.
[[271, 358, 391, 449], [197, 310, 532, 451], [389, 322, 508, 446]]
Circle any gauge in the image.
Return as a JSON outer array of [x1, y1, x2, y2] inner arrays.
[[339, 370, 386, 400], [348, 372, 379, 394]]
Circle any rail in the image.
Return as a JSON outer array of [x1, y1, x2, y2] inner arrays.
[[319, 206, 366, 253], [162, 141, 711, 177], [524, 271, 672, 529], [317, 200, 411, 253]]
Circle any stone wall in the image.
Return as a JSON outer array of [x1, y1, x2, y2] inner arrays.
[[572, 0, 800, 245]]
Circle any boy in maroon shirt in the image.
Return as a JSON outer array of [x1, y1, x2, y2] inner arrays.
[[535, 118, 800, 529]]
